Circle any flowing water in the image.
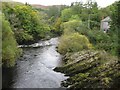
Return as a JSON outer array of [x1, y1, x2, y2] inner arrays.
[[3, 38, 67, 88]]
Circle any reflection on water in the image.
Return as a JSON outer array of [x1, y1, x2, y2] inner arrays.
[[3, 38, 68, 88]]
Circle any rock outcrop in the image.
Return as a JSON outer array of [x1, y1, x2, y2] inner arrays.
[[54, 50, 120, 89]]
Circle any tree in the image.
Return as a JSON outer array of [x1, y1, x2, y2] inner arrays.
[[61, 8, 74, 22], [58, 33, 92, 54], [110, 1, 120, 56], [70, 2, 83, 15], [53, 17, 62, 35], [61, 20, 82, 34], [2, 2, 50, 44], [1, 14, 21, 67]]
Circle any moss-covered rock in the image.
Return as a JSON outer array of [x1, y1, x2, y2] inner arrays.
[[54, 50, 120, 89]]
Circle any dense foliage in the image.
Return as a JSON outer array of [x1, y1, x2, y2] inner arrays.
[[109, 1, 120, 56], [1, 0, 120, 89], [56, 0, 120, 89], [57, 0, 119, 56], [58, 33, 92, 54], [44, 5, 67, 36], [1, 14, 21, 67], [77, 29, 118, 56], [1, 2, 52, 67], [2, 2, 50, 44]]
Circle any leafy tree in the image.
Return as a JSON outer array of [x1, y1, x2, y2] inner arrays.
[[45, 5, 66, 25], [53, 17, 62, 35], [69, 15, 80, 21], [63, 1, 101, 29], [46, 6, 60, 19], [109, 1, 120, 56], [1, 14, 21, 67], [2, 2, 50, 44], [61, 8, 74, 22], [61, 20, 82, 34], [70, 2, 83, 15], [58, 33, 92, 54]]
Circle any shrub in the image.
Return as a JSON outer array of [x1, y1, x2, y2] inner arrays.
[[2, 2, 51, 44], [2, 14, 22, 67], [78, 29, 118, 56], [61, 8, 74, 22], [15, 31, 33, 44], [61, 20, 83, 35], [58, 33, 92, 54], [53, 17, 63, 35]]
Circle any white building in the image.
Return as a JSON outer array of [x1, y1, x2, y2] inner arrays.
[[100, 16, 111, 33]]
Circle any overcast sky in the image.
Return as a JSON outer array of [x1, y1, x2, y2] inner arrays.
[[12, 0, 118, 7]]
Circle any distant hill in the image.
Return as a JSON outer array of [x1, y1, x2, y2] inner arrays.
[[31, 4, 49, 9], [31, 4, 67, 10]]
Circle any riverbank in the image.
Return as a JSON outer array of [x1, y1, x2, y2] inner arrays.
[[3, 38, 68, 88], [54, 50, 120, 89]]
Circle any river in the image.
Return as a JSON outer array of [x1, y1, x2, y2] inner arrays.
[[3, 37, 68, 88]]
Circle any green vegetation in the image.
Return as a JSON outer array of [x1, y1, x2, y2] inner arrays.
[[44, 5, 67, 36], [1, 14, 22, 67], [77, 29, 118, 56], [58, 33, 92, 54], [56, 0, 119, 56], [110, 1, 120, 57], [61, 8, 74, 22], [0, 12, 2, 67], [61, 20, 82, 34], [55, 0, 120, 89], [1, 0, 120, 89], [2, 2, 51, 44], [1, 2, 52, 67], [55, 50, 119, 89]]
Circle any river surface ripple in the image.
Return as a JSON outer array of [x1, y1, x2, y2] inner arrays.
[[6, 38, 67, 88]]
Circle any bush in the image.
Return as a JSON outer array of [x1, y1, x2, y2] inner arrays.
[[2, 14, 22, 67], [61, 8, 74, 22], [53, 17, 63, 35], [58, 33, 93, 54], [2, 2, 51, 44], [78, 29, 118, 56], [61, 20, 83, 35], [15, 31, 33, 44]]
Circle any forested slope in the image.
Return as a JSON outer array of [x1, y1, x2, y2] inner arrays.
[[2, 2, 51, 45], [55, 0, 120, 89], [1, 0, 120, 89], [1, 13, 21, 67], [1, 2, 55, 67]]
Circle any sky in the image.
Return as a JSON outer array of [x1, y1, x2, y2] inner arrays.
[[11, 0, 118, 7]]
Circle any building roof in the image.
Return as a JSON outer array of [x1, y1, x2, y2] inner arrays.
[[101, 16, 111, 22]]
